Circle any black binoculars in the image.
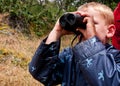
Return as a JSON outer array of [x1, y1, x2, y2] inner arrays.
[[59, 13, 86, 34]]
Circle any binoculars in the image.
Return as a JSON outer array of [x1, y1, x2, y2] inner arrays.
[[59, 13, 86, 34]]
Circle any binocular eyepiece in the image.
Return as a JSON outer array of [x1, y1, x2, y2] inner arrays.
[[59, 13, 86, 34]]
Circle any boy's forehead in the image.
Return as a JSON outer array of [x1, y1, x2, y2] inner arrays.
[[86, 7, 101, 16], [79, 7, 104, 21]]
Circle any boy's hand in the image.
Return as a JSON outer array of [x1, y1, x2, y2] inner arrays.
[[76, 11, 96, 41], [45, 18, 73, 44]]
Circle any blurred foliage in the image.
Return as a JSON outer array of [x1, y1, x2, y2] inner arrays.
[[0, 0, 118, 36]]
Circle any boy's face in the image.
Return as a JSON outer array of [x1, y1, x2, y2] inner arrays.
[[86, 7, 109, 43]]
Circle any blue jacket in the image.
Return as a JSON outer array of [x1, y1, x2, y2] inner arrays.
[[29, 36, 120, 86]]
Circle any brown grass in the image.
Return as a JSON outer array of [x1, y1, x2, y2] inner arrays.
[[0, 64, 43, 86], [0, 13, 77, 86], [0, 18, 75, 86], [0, 29, 44, 86]]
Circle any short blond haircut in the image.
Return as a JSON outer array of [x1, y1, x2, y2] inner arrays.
[[77, 2, 114, 25]]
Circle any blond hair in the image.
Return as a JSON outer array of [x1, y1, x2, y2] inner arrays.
[[78, 2, 114, 25]]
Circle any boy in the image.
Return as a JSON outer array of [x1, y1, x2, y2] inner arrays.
[[29, 2, 120, 86]]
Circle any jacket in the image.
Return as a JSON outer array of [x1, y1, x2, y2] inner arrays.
[[112, 2, 120, 50], [29, 36, 120, 86]]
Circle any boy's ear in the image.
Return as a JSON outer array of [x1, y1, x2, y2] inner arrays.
[[107, 24, 116, 38]]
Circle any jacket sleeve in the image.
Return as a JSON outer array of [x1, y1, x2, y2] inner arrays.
[[29, 38, 64, 86], [73, 36, 120, 86]]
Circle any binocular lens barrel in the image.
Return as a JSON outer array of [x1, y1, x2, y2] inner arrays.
[[59, 13, 86, 34]]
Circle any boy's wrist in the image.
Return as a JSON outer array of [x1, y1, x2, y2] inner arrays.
[[45, 30, 62, 44]]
